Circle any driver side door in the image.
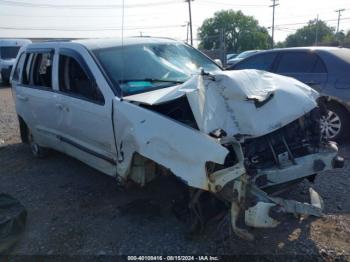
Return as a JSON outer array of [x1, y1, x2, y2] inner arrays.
[[55, 48, 117, 176]]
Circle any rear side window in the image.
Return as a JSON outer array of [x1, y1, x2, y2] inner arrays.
[[22, 53, 33, 85], [58, 54, 104, 103], [31, 52, 53, 89], [276, 52, 327, 74], [12, 52, 26, 82], [21, 52, 53, 88], [234, 53, 277, 71]]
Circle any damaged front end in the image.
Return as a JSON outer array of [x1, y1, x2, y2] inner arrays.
[[116, 69, 344, 240], [208, 114, 340, 239]]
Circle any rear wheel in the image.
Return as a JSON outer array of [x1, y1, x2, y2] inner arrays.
[[320, 103, 349, 141], [27, 128, 48, 158]]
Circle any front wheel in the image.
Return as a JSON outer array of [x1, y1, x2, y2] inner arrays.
[[27, 128, 48, 158], [320, 103, 349, 141]]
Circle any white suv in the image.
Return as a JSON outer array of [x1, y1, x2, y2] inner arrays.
[[11, 38, 343, 239]]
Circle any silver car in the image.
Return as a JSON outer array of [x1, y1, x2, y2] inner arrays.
[[228, 47, 350, 141]]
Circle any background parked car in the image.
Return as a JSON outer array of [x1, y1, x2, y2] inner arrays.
[[0, 39, 31, 84], [226, 49, 260, 66], [226, 53, 237, 60], [227, 47, 350, 141]]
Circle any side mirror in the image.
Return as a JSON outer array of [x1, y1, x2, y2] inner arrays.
[[214, 59, 223, 67]]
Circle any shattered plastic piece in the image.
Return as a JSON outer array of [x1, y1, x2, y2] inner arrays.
[[230, 202, 254, 241], [271, 197, 323, 217], [309, 187, 324, 210], [245, 202, 279, 228]]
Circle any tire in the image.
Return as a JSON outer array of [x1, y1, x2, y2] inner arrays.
[[27, 128, 48, 158], [320, 103, 349, 141]]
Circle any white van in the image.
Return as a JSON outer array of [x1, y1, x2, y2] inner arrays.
[[0, 39, 31, 84], [10, 38, 343, 239]]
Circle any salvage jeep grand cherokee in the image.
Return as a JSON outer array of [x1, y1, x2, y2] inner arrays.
[[10, 38, 344, 240]]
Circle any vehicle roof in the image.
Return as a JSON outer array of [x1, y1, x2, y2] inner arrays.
[[0, 39, 32, 46], [24, 37, 182, 51], [259, 46, 349, 53]]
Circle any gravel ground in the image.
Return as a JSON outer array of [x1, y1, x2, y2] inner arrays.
[[0, 86, 349, 260]]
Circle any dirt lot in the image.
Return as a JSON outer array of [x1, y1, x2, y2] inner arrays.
[[0, 86, 350, 260]]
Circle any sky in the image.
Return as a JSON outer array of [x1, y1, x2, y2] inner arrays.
[[0, 0, 349, 46]]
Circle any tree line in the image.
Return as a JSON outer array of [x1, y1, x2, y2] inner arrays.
[[198, 9, 350, 52]]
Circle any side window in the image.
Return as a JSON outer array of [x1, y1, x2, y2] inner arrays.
[[58, 54, 104, 103], [12, 52, 26, 82], [313, 57, 327, 73], [276, 52, 327, 74], [234, 53, 277, 71], [32, 52, 53, 89], [22, 53, 33, 85]]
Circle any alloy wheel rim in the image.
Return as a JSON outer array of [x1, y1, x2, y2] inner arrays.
[[320, 110, 341, 139]]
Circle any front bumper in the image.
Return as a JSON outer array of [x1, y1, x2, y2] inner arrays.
[[210, 141, 343, 240], [255, 141, 339, 189]]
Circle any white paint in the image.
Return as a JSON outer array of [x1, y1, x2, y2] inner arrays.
[[245, 202, 279, 228], [112, 98, 229, 190], [125, 69, 319, 138]]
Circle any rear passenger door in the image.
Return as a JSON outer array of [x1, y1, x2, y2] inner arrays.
[[274, 51, 328, 92], [56, 48, 117, 175], [13, 49, 63, 150]]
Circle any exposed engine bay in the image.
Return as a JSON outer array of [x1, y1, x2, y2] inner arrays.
[[115, 70, 344, 240]]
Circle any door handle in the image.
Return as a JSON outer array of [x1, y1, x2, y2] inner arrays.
[[305, 81, 319, 86], [17, 94, 28, 101], [56, 104, 69, 112], [55, 103, 64, 110]]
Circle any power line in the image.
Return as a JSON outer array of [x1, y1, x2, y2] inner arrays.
[[0, 10, 181, 18], [0, 0, 183, 9], [199, 0, 267, 7], [275, 17, 350, 27], [0, 24, 187, 31]]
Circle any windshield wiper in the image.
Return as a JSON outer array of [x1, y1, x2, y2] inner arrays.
[[119, 78, 184, 84]]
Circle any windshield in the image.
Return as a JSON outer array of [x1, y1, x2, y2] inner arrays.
[[93, 42, 221, 96], [0, 46, 20, 60], [236, 50, 258, 59]]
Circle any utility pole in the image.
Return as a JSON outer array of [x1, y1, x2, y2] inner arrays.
[[185, 0, 194, 46], [315, 14, 319, 46], [186, 22, 189, 44], [335, 8, 345, 34], [269, 0, 279, 48], [219, 28, 226, 66]]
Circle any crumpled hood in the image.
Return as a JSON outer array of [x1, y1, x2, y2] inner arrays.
[[125, 69, 319, 138]]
